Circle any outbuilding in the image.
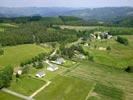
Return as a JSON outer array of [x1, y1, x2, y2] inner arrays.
[[47, 65, 58, 71], [36, 71, 45, 78]]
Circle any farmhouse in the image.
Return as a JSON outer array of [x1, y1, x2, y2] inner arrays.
[[36, 71, 45, 78], [84, 43, 88, 47], [101, 32, 113, 39], [56, 58, 65, 64], [75, 53, 86, 59], [47, 65, 58, 71]]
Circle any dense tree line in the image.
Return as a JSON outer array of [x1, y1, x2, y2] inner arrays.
[[60, 44, 86, 58], [20, 53, 47, 67], [0, 21, 79, 46], [0, 66, 13, 88]]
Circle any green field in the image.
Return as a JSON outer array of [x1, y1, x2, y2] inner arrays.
[[82, 35, 133, 69], [8, 75, 45, 96], [35, 75, 94, 100], [65, 61, 133, 100], [0, 23, 18, 32], [59, 25, 133, 32], [0, 44, 52, 67], [0, 91, 22, 100]]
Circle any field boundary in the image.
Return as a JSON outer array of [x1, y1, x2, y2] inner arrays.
[[85, 83, 96, 100], [29, 81, 51, 98], [1, 88, 33, 100]]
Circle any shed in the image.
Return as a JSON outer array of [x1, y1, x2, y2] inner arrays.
[[47, 65, 58, 71], [36, 71, 45, 78]]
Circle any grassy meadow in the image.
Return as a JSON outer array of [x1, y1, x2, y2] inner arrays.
[[59, 25, 133, 32], [8, 75, 45, 96], [35, 75, 94, 100], [82, 35, 133, 69], [0, 44, 52, 67], [0, 23, 18, 32], [65, 61, 133, 100]]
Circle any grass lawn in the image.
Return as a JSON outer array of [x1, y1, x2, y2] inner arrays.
[[8, 75, 46, 96], [66, 61, 133, 100], [28, 63, 67, 81], [35, 75, 94, 100], [0, 91, 22, 100], [0, 44, 52, 67], [61, 60, 76, 68]]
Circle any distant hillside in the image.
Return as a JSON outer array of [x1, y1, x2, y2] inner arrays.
[[0, 7, 133, 26], [63, 7, 133, 22], [0, 7, 76, 17]]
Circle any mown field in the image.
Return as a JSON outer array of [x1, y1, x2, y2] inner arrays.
[[0, 44, 52, 67], [35, 75, 94, 100], [65, 61, 133, 100]]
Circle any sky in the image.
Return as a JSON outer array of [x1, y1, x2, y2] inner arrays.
[[0, 0, 133, 8]]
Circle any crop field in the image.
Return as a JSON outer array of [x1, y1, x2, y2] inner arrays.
[[0, 91, 22, 100], [0, 44, 52, 67], [35, 75, 95, 100], [8, 75, 45, 96], [65, 61, 133, 100]]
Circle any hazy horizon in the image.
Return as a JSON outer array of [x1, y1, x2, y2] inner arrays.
[[0, 0, 133, 8]]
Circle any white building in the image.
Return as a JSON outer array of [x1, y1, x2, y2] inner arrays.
[[52, 58, 65, 65], [47, 65, 58, 72], [36, 71, 45, 78], [97, 35, 101, 40], [17, 70, 22, 75]]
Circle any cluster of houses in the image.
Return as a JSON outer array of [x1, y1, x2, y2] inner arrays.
[[14, 57, 65, 78], [36, 57, 65, 78], [90, 32, 113, 40]]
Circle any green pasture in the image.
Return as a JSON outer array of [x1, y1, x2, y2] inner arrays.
[[35, 75, 94, 100], [8, 75, 45, 96], [0, 44, 52, 67]]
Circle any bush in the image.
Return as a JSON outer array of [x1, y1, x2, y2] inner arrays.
[[0, 44, 4, 55], [116, 36, 128, 45], [0, 66, 13, 88], [107, 46, 111, 51]]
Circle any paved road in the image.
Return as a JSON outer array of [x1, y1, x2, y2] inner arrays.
[[30, 81, 51, 98], [2, 88, 33, 100], [50, 49, 57, 57]]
